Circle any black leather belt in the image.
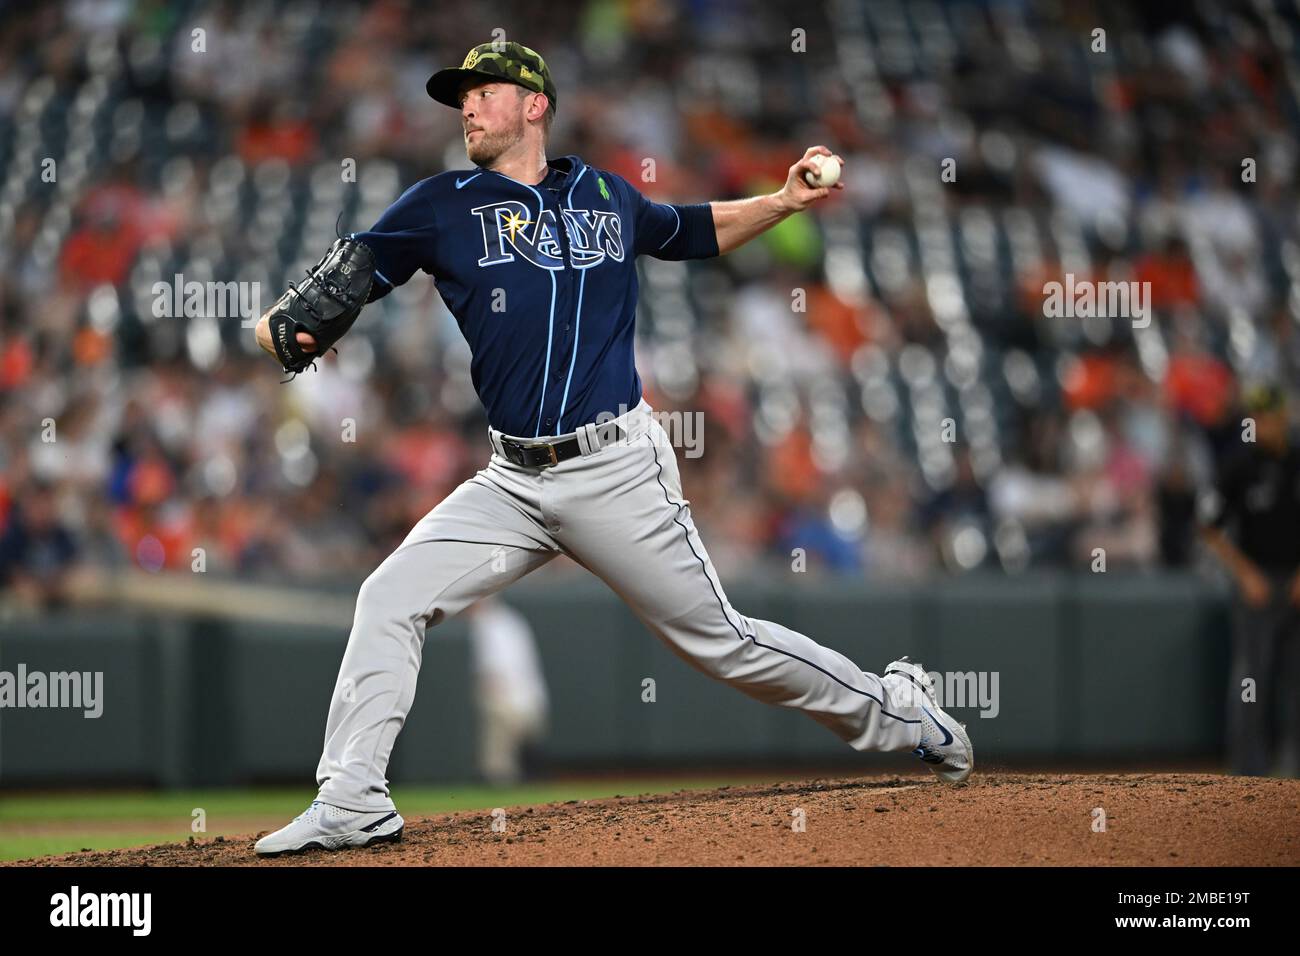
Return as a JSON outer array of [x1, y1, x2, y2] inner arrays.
[[498, 422, 625, 469]]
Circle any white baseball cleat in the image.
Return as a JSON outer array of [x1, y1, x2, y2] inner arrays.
[[254, 800, 405, 857], [883, 657, 974, 784]]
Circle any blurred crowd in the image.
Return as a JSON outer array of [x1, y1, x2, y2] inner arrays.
[[1, 0, 1299, 608]]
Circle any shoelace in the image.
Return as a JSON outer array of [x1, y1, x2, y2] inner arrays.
[[292, 801, 322, 823], [914, 710, 951, 762]]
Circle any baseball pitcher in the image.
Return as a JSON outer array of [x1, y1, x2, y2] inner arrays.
[[252, 41, 972, 856]]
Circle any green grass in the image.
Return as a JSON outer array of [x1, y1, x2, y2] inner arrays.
[[0, 775, 770, 862], [2, 832, 190, 861]]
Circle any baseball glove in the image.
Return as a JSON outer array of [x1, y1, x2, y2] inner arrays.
[[268, 237, 377, 378]]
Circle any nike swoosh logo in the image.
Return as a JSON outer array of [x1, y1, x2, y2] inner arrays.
[[360, 811, 399, 832], [455, 174, 482, 189], [923, 706, 954, 746]]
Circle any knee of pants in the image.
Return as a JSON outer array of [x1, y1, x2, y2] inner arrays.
[[354, 563, 430, 631], [663, 624, 756, 681]]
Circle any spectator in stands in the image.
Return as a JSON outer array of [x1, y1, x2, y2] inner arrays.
[[58, 205, 143, 291], [920, 445, 992, 572], [0, 479, 80, 609], [1135, 237, 1199, 311], [1154, 433, 1202, 567]]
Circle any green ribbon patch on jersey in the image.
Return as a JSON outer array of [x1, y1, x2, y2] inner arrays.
[[598, 176, 610, 201]]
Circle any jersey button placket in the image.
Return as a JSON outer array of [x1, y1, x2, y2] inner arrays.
[[536, 191, 565, 437], [552, 201, 579, 431]]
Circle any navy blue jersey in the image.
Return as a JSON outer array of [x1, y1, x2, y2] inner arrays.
[[349, 154, 718, 437]]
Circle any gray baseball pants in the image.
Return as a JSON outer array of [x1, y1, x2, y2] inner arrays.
[[316, 399, 926, 811]]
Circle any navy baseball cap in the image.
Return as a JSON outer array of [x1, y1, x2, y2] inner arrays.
[[426, 41, 557, 114]]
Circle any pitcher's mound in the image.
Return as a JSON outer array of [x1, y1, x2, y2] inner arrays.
[[18, 773, 1300, 867]]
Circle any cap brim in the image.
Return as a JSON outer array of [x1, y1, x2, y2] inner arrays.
[[426, 67, 503, 108]]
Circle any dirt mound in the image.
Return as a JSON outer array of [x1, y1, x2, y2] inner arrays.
[[16, 772, 1300, 867]]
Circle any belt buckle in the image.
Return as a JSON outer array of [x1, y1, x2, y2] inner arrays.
[[519, 438, 559, 468]]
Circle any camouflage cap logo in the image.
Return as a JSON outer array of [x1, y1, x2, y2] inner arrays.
[[428, 41, 557, 113]]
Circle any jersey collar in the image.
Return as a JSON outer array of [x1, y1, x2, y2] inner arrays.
[[484, 154, 585, 194]]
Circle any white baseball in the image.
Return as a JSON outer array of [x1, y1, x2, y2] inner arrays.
[[803, 154, 841, 189]]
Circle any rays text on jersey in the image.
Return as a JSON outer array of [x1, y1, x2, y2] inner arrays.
[[472, 201, 625, 269]]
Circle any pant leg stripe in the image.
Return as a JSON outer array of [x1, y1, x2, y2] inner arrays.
[[645, 436, 917, 726]]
